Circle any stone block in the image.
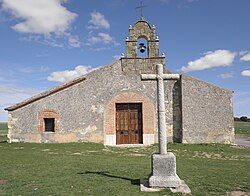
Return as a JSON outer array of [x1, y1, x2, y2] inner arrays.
[[105, 134, 116, 146], [149, 152, 181, 188]]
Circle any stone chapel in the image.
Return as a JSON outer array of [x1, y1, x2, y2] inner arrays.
[[5, 17, 235, 145]]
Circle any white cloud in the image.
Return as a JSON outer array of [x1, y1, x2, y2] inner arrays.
[[19, 33, 81, 48], [98, 33, 112, 43], [240, 52, 250, 61], [2, 0, 80, 48], [87, 33, 113, 45], [47, 65, 96, 83], [90, 47, 110, 52], [239, 51, 248, 56], [218, 72, 234, 79], [241, 70, 250, 77], [85, 11, 118, 50], [20, 35, 65, 48], [2, 0, 77, 36], [113, 40, 121, 47], [113, 55, 121, 60], [0, 85, 38, 95], [181, 50, 236, 72], [0, 85, 41, 121], [68, 35, 81, 48], [87, 11, 110, 30]]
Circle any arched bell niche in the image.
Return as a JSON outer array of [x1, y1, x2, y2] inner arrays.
[[125, 19, 159, 58], [137, 37, 148, 58]]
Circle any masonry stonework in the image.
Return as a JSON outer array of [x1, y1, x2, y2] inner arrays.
[[38, 109, 60, 133], [5, 18, 234, 145], [126, 19, 159, 58], [181, 75, 234, 144]]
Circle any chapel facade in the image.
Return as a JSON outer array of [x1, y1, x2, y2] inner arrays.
[[5, 18, 235, 145]]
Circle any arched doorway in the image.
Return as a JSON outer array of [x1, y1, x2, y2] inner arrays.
[[104, 91, 156, 146]]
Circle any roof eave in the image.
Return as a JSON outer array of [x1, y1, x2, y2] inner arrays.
[[5, 77, 86, 111]]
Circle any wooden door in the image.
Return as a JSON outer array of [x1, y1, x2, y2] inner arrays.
[[116, 103, 142, 144]]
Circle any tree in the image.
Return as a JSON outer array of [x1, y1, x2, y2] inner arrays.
[[240, 116, 248, 122]]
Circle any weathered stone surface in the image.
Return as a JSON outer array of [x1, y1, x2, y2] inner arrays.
[[126, 18, 159, 58], [140, 179, 191, 194], [7, 41, 181, 144], [5, 18, 233, 145], [121, 57, 165, 75], [140, 179, 163, 192], [141, 64, 180, 154], [6, 17, 172, 144], [181, 75, 234, 144], [8, 58, 178, 144], [170, 180, 191, 194], [149, 153, 181, 188]]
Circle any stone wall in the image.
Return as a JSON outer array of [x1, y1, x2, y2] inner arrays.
[[121, 57, 165, 74], [126, 19, 159, 58], [7, 61, 234, 145], [7, 59, 181, 144], [181, 75, 234, 144]]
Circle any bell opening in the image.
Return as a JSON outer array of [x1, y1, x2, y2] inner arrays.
[[137, 38, 148, 58]]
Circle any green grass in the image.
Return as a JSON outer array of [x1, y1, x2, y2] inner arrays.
[[0, 142, 249, 195], [0, 121, 249, 195], [0, 122, 8, 143], [235, 121, 250, 136], [0, 122, 7, 130]]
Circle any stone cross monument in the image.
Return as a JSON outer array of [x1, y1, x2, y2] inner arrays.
[[141, 63, 181, 188]]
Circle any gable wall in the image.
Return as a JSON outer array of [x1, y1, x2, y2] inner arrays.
[[8, 60, 182, 144], [181, 75, 234, 144]]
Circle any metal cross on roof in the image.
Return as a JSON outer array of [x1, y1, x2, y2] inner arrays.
[[135, 1, 147, 18]]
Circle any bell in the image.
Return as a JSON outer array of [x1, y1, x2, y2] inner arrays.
[[138, 43, 146, 53]]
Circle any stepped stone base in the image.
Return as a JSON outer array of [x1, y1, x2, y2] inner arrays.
[[149, 152, 181, 188], [140, 179, 191, 194]]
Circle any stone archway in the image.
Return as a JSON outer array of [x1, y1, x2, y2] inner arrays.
[[104, 91, 156, 145]]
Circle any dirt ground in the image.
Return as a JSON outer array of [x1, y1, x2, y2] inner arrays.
[[235, 135, 250, 147]]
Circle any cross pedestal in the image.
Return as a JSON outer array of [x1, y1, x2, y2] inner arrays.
[[141, 64, 181, 188], [149, 153, 180, 188]]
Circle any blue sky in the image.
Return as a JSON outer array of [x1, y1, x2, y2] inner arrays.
[[0, 0, 249, 121]]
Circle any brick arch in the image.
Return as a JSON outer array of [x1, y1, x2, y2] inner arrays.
[[38, 109, 60, 133], [104, 91, 156, 145]]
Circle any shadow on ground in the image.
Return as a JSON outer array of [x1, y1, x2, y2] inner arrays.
[[78, 171, 140, 186]]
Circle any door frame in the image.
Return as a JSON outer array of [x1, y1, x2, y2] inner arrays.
[[104, 91, 156, 146], [115, 103, 143, 145]]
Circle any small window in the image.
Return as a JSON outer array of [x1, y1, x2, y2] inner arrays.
[[44, 118, 55, 132]]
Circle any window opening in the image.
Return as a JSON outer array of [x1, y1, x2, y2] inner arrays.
[[44, 118, 55, 132]]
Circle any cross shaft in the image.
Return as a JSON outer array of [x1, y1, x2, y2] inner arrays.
[[141, 64, 180, 154]]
